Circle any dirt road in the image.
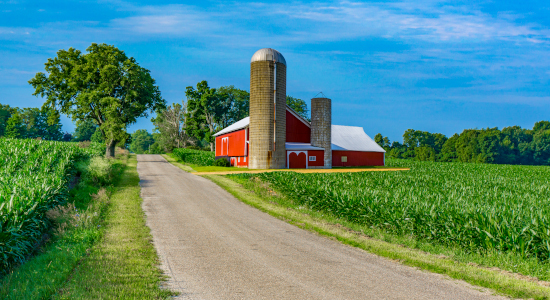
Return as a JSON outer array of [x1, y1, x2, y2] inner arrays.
[[137, 154, 504, 300]]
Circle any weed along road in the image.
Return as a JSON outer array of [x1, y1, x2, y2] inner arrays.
[[137, 154, 504, 300]]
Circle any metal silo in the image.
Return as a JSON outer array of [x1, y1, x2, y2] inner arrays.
[[249, 48, 287, 169], [311, 97, 332, 168]]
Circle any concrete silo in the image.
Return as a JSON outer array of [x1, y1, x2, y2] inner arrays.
[[311, 97, 332, 168], [249, 48, 287, 169]]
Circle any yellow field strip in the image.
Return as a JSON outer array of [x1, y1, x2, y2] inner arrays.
[[193, 168, 410, 175]]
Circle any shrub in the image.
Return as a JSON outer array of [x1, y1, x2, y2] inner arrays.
[[172, 148, 215, 166], [214, 158, 230, 167], [85, 157, 113, 186]]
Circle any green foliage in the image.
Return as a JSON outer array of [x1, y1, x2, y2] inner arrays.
[[0, 138, 102, 273], [73, 119, 97, 142], [374, 133, 390, 151], [217, 86, 250, 128], [85, 157, 114, 186], [29, 43, 165, 157], [231, 159, 550, 261], [90, 127, 105, 144], [0, 104, 15, 137], [172, 148, 215, 166], [286, 96, 309, 121], [129, 129, 154, 154], [214, 158, 230, 167], [1, 105, 63, 140], [151, 101, 190, 152], [385, 121, 550, 165], [185, 81, 221, 151], [4, 112, 25, 138]]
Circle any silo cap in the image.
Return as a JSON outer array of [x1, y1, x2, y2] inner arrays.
[[251, 48, 286, 66]]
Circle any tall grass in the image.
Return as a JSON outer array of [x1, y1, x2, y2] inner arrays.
[[230, 159, 550, 261], [0, 138, 102, 273]]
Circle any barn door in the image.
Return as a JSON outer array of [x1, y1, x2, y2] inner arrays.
[[221, 137, 228, 156], [288, 151, 307, 168]]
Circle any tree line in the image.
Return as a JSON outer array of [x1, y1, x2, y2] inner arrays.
[[0, 104, 64, 140], [375, 121, 550, 165]]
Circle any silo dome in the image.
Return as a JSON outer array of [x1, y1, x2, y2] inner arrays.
[[251, 48, 286, 66]]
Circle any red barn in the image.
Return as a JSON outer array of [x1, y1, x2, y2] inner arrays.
[[214, 105, 385, 168], [214, 48, 385, 169]]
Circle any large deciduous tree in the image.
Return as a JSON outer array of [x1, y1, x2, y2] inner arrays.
[[29, 43, 165, 157], [185, 81, 222, 151]]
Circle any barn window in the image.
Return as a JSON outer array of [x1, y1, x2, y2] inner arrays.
[[238, 157, 240, 162], [341, 156, 347, 162], [309, 156, 316, 161]]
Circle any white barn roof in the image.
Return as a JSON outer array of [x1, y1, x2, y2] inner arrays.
[[214, 117, 249, 137], [331, 125, 386, 153]]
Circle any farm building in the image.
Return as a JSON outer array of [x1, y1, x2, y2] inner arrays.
[[214, 48, 385, 169]]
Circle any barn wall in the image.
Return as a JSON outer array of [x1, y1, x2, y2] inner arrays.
[[230, 156, 249, 167], [307, 150, 324, 167], [215, 129, 247, 157], [286, 110, 310, 143], [332, 151, 385, 166]]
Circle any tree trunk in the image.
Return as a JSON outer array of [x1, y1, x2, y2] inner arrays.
[[106, 139, 117, 158], [210, 142, 214, 152]]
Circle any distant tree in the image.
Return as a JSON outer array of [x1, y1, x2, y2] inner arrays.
[[286, 96, 309, 121], [185, 81, 222, 151], [217, 86, 250, 128], [152, 101, 191, 152], [29, 43, 165, 157], [0, 104, 15, 136], [129, 129, 154, 154], [4, 112, 25, 138], [62, 132, 73, 141], [73, 119, 97, 142], [374, 133, 391, 151], [438, 134, 459, 162], [531, 129, 550, 165], [91, 127, 105, 144], [415, 146, 436, 161]]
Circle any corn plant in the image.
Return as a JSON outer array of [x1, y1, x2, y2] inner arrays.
[[231, 159, 550, 260], [0, 138, 102, 272]]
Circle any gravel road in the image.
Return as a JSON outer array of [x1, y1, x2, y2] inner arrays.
[[137, 154, 505, 300]]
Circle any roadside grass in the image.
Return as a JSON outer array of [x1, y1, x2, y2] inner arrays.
[[203, 174, 550, 300], [52, 154, 175, 299], [0, 153, 173, 299], [161, 153, 195, 172]]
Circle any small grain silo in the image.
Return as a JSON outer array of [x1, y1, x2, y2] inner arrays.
[[310, 97, 332, 168], [249, 48, 287, 169]]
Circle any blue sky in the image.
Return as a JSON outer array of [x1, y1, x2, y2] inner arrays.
[[1, 0, 550, 142]]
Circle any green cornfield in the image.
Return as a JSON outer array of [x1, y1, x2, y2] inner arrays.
[[0, 138, 102, 272], [172, 148, 215, 166], [231, 159, 550, 260]]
